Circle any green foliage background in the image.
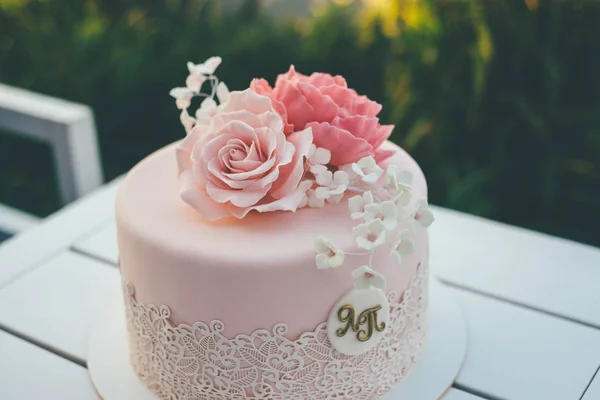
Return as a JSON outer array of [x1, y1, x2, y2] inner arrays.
[[0, 0, 599, 245]]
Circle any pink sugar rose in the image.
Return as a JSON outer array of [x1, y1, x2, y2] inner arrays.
[[176, 89, 313, 220], [251, 66, 394, 166]]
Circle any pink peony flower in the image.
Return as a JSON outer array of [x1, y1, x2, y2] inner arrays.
[[176, 89, 313, 220], [251, 66, 394, 166]]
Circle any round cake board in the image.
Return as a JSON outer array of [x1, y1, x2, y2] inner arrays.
[[88, 280, 467, 400]]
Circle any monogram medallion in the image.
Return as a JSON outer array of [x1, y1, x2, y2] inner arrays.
[[326, 284, 390, 356]]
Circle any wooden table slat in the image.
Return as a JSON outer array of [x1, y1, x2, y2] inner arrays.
[[0, 251, 120, 364], [582, 368, 600, 400], [0, 178, 121, 288], [451, 285, 600, 400], [442, 388, 486, 400], [0, 330, 98, 399], [74, 221, 118, 265], [430, 207, 600, 328]]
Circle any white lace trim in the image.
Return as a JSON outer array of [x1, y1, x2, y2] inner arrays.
[[124, 264, 427, 400]]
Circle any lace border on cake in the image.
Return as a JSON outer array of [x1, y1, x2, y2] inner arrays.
[[123, 264, 427, 400]]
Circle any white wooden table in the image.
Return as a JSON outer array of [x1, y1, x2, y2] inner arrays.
[[0, 177, 599, 400]]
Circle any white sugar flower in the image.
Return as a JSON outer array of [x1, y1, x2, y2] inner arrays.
[[170, 87, 194, 110], [185, 57, 223, 93], [195, 97, 219, 124], [187, 56, 222, 76], [314, 236, 345, 269], [186, 73, 207, 92], [351, 156, 384, 184], [385, 165, 413, 206], [338, 163, 358, 181], [307, 144, 331, 165], [352, 265, 386, 290], [364, 200, 398, 230], [328, 193, 345, 204], [180, 109, 196, 133], [307, 189, 325, 207], [315, 170, 349, 202], [306, 144, 331, 175], [216, 81, 230, 104], [310, 164, 328, 176], [411, 198, 435, 229], [298, 183, 310, 208], [299, 185, 325, 208], [348, 191, 374, 220], [353, 219, 387, 250], [390, 229, 416, 264]]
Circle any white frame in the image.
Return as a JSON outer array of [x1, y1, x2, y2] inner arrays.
[[0, 83, 103, 205], [0, 83, 104, 233], [0, 203, 39, 234]]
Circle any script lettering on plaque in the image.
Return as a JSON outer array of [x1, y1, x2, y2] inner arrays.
[[336, 304, 387, 342]]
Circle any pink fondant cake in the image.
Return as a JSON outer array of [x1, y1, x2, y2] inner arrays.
[[115, 57, 434, 399]]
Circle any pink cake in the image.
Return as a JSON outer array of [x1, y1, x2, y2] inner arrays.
[[115, 57, 434, 399]]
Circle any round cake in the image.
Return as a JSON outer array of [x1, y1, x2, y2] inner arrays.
[[115, 57, 434, 399]]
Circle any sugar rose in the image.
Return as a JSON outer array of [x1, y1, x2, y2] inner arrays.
[[251, 66, 394, 166], [176, 89, 313, 220]]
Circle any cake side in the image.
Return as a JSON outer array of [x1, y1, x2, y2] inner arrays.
[[116, 139, 428, 338], [122, 262, 428, 400]]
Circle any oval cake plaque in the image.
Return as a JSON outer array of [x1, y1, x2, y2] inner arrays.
[[326, 283, 390, 356]]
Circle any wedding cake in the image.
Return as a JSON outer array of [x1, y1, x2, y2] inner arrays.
[[115, 57, 434, 399]]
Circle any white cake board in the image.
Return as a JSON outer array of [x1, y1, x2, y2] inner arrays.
[[88, 280, 467, 400]]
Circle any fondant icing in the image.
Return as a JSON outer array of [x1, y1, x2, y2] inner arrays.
[[116, 141, 428, 339]]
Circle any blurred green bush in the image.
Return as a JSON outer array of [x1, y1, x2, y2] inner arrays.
[[0, 0, 598, 245]]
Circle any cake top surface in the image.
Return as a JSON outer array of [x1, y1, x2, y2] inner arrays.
[[116, 140, 427, 269]]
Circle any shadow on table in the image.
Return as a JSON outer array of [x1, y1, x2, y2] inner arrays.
[[0, 230, 12, 244]]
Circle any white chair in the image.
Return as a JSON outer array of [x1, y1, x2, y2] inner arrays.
[[0, 83, 103, 236]]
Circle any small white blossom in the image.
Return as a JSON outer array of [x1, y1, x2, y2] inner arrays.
[[180, 109, 195, 133], [328, 193, 345, 204], [299, 195, 307, 208], [299, 187, 325, 208], [195, 97, 219, 124], [351, 156, 384, 184], [315, 170, 349, 201], [310, 164, 328, 175], [307, 144, 331, 165], [390, 229, 416, 264], [338, 163, 358, 182], [184, 56, 224, 97], [187, 56, 222, 76], [172, 57, 229, 134], [348, 191, 374, 220], [298, 182, 311, 208], [351, 265, 386, 290], [395, 202, 408, 220], [170, 87, 194, 110], [364, 200, 398, 230], [306, 144, 331, 175], [385, 165, 413, 206], [314, 236, 345, 269], [199, 96, 217, 111], [216, 81, 230, 104], [353, 219, 387, 250], [186, 73, 207, 92], [411, 198, 435, 229]]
